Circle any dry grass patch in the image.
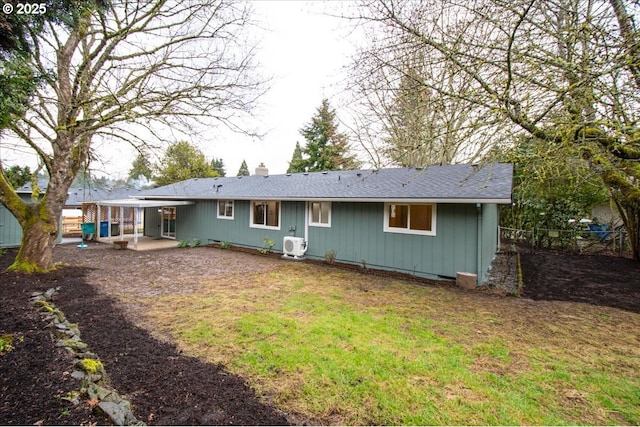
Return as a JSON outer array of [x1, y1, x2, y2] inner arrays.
[[138, 261, 640, 425]]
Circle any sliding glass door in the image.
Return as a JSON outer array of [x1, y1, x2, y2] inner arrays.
[[161, 207, 176, 238]]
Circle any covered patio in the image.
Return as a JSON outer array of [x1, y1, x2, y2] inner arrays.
[[103, 235, 182, 251], [81, 199, 194, 250], [64, 235, 182, 251]]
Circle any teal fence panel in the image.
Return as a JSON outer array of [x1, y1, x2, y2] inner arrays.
[[0, 205, 22, 248]]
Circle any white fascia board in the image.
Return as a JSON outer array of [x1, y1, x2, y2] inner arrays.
[[97, 199, 195, 207], [138, 196, 512, 204], [295, 197, 513, 204]]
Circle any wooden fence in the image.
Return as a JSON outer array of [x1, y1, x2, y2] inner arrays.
[[62, 217, 83, 236]]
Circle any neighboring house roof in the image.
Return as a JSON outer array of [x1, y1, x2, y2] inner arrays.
[[15, 183, 143, 206], [65, 187, 145, 207], [136, 163, 513, 204], [15, 178, 49, 194]]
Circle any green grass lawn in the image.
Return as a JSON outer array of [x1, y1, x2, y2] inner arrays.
[[141, 262, 640, 425]]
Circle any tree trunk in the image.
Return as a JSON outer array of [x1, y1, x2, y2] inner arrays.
[[613, 197, 640, 261], [8, 206, 60, 272], [2, 174, 74, 273]]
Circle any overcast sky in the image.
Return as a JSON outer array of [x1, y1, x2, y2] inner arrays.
[[90, 1, 359, 179]]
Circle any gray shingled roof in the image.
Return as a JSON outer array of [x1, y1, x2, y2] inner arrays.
[[136, 163, 513, 203]]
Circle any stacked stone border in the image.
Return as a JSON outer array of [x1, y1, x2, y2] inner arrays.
[[31, 287, 144, 426]]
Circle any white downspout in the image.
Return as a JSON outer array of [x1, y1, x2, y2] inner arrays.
[[477, 203, 482, 285], [304, 201, 309, 249]]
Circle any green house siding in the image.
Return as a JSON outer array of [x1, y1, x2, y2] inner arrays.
[[479, 203, 499, 283], [170, 200, 306, 252], [148, 199, 500, 283], [307, 202, 480, 280], [143, 207, 161, 238]]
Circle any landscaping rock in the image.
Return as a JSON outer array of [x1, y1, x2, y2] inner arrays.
[[32, 287, 144, 426], [98, 401, 130, 426]]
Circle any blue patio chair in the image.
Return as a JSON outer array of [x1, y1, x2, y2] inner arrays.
[[588, 224, 612, 242]]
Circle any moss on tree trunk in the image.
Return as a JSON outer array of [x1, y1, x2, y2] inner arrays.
[[1, 170, 67, 273], [8, 210, 59, 273]]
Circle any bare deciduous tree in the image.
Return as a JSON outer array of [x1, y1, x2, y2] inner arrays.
[[348, 0, 640, 259], [345, 1, 507, 168], [0, 0, 263, 271]]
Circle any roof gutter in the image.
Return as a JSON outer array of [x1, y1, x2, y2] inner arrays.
[[135, 196, 512, 204]]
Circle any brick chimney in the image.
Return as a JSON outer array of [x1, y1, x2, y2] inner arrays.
[[255, 162, 269, 176]]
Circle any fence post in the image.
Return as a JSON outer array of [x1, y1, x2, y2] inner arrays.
[[619, 230, 623, 256], [531, 228, 535, 250]]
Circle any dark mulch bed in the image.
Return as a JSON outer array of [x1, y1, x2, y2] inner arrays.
[[0, 263, 106, 426], [0, 248, 289, 425], [520, 248, 640, 314]]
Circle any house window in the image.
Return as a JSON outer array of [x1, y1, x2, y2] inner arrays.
[[309, 201, 331, 227], [251, 201, 280, 229], [384, 203, 436, 236], [217, 200, 234, 220]]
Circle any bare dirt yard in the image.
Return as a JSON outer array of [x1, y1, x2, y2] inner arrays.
[[1, 241, 639, 425]]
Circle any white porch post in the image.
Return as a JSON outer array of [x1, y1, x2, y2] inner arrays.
[[97, 203, 102, 242], [133, 207, 139, 250], [119, 206, 124, 240], [107, 205, 112, 242]]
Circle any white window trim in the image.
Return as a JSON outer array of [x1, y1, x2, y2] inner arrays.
[[383, 203, 437, 236], [217, 200, 234, 220], [309, 201, 332, 228], [249, 200, 281, 230]]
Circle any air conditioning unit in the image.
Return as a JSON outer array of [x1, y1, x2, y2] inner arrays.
[[283, 236, 307, 259]]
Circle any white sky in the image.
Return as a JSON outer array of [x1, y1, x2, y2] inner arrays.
[[97, 1, 359, 179]]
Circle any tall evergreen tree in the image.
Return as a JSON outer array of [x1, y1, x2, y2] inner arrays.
[[300, 99, 360, 172], [382, 56, 474, 166], [128, 152, 153, 181], [237, 160, 250, 176], [211, 157, 226, 177], [287, 142, 306, 173], [4, 165, 31, 189]]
